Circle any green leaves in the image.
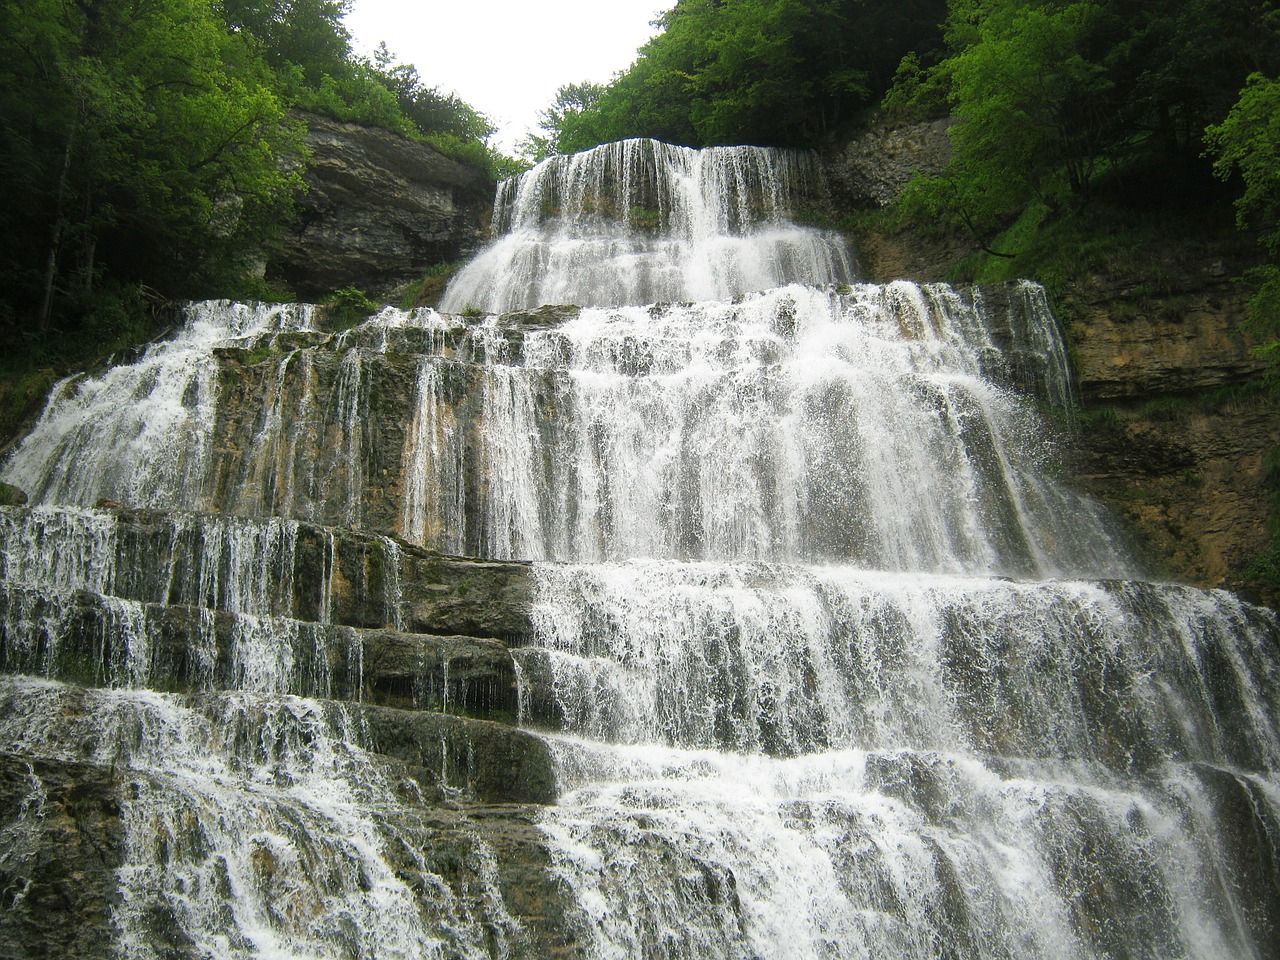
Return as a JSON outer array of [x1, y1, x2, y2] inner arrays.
[[0, 0, 307, 338], [525, 0, 948, 154], [1206, 73, 1280, 337], [890, 0, 1280, 246], [943, 1, 1114, 225], [0, 0, 507, 342]]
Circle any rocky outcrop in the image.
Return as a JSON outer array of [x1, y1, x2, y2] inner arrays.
[[0, 754, 125, 960], [268, 113, 493, 299], [0, 499, 572, 956], [1067, 273, 1265, 401], [822, 118, 1275, 602], [822, 118, 951, 210], [1059, 268, 1277, 600]]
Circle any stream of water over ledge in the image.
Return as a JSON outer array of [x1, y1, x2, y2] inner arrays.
[[2, 138, 1279, 959]]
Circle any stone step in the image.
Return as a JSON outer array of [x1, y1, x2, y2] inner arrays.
[[0, 585, 522, 724], [1, 504, 533, 639]]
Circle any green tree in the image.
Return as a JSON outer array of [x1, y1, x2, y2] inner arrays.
[[895, 0, 1280, 238], [529, 0, 948, 152], [0, 0, 303, 338], [221, 0, 351, 84], [903, 0, 1117, 236], [519, 81, 606, 161], [1206, 73, 1280, 367]]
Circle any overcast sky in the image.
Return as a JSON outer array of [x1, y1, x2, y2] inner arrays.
[[345, 0, 667, 154]]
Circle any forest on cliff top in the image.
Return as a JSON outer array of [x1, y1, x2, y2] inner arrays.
[[0, 0, 505, 356]]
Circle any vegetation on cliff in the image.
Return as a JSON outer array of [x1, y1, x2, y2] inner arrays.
[[0, 0, 503, 370], [881, 0, 1280, 594], [522, 0, 949, 158]]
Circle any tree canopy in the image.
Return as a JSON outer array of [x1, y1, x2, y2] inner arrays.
[[527, 0, 949, 158], [0, 0, 502, 353], [1206, 72, 1280, 372], [896, 0, 1280, 234]]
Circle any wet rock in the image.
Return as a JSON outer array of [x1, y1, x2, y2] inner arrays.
[[0, 505, 535, 641], [354, 703, 555, 805], [0, 753, 124, 960]]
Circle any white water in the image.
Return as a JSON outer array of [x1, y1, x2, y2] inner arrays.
[[539, 736, 1274, 960], [429, 280, 1112, 573], [2, 138, 1279, 959], [468, 141, 1280, 958], [441, 139, 857, 313], [0, 677, 519, 960], [1, 302, 316, 510]]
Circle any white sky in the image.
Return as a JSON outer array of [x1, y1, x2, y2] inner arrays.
[[345, 0, 668, 154]]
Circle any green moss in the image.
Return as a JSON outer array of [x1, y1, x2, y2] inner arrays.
[[242, 344, 278, 365], [627, 205, 662, 230], [1138, 395, 1190, 420], [322, 286, 379, 331], [0, 367, 60, 448], [400, 261, 463, 309]]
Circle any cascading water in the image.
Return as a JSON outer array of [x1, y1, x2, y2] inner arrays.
[[2, 137, 1278, 959], [440, 139, 857, 313]]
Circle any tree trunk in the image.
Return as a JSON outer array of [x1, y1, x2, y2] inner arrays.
[[38, 111, 80, 333]]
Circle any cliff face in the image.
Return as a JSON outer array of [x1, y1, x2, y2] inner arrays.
[[1066, 274, 1276, 599], [829, 120, 1277, 604], [267, 113, 493, 299]]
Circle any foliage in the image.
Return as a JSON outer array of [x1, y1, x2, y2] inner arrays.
[[1206, 73, 1280, 354], [323, 284, 378, 329], [0, 0, 516, 358], [0, 0, 306, 344], [399, 261, 462, 309], [520, 82, 607, 162], [528, 0, 949, 155], [893, 0, 1280, 239]]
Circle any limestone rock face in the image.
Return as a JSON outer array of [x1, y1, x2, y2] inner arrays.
[[1068, 275, 1265, 401], [268, 113, 493, 298], [1063, 274, 1277, 601], [822, 117, 1274, 600], [821, 118, 951, 209], [0, 754, 125, 960]]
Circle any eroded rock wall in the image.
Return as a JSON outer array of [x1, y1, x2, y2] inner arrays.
[[825, 118, 1275, 603], [268, 113, 493, 299], [1064, 274, 1277, 600]]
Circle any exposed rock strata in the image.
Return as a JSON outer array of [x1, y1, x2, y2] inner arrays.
[[824, 118, 1274, 601], [0, 753, 124, 960], [267, 113, 493, 299], [1063, 274, 1276, 600], [822, 118, 951, 210], [0, 498, 573, 956]]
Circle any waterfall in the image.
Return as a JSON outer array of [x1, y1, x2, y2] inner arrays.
[[440, 139, 857, 313], [2, 137, 1278, 959]]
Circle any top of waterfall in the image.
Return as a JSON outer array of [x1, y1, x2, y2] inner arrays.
[[440, 138, 859, 314], [495, 138, 832, 235]]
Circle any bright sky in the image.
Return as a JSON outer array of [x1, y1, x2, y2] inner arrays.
[[345, 0, 668, 154]]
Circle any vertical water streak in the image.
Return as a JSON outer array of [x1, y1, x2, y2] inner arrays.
[[1, 302, 316, 510], [451, 283, 1121, 575], [400, 359, 467, 552], [0, 678, 519, 960]]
